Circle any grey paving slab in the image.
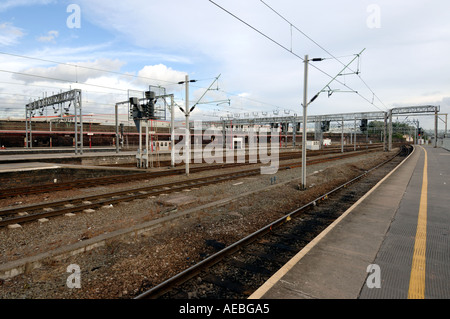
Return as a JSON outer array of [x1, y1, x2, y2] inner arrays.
[[0, 162, 61, 172], [361, 146, 450, 299], [251, 147, 421, 299]]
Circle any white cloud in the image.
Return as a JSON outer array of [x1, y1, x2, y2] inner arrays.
[[12, 58, 126, 84], [3, 57, 190, 114], [136, 64, 186, 87], [37, 30, 59, 43], [0, 22, 25, 46], [0, 0, 55, 12], [2, 0, 450, 128]]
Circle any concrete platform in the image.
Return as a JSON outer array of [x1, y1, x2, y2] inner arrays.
[[0, 149, 138, 165], [0, 147, 118, 155], [0, 162, 62, 173], [250, 145, 450, 299], [0, 159, 141, 190]]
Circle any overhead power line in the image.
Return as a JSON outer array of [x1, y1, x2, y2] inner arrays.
[[1, 45, 313, 118], [0, 50, 272, 104], [0, 69, 130, 93], [0, 66, 289, 118], [0, 52, 284, 115], [0, 51, 183, 87], [259, 0, 388, 111], [209, 0, 387, 112]]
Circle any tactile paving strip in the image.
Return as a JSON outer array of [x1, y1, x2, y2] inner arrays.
[[361, 147, 450, 299]]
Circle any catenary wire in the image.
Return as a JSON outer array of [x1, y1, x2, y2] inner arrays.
[[260, 0, 388, 111], [209, 0, 386, 112]]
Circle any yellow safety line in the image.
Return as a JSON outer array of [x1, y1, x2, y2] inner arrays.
[[408, 146, 428, 299]]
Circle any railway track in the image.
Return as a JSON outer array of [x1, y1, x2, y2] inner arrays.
[[101, 144, 386, 168], [0, 144, 390, 199], [0, 147, 388, 228], [134, 145, 413, 299], [0, 144, 388, 199]]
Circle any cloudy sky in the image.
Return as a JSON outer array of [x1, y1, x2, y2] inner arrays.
[[0, 0, 449, 129]]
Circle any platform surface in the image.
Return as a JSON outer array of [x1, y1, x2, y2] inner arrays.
[[250, 145, 449, 299], [0, 149, 136, 161], [0, 162, 61, 173]]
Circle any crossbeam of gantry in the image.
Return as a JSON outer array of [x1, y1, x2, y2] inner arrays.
[[25, 89, 82, 111], [25, 89, 83, 154]]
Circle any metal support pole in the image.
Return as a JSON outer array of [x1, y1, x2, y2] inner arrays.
[[185, 75, 190, 176], [366, 128, 368, 149], [285, 121, 288, 148], [383, 112, 388, 151], [389, 110, 393, 151], [185, 113, 190, 176], [29, 115, 32, 149], [292, 120, 296, 148], [25, 109, 28, 149], [80, 97, 83, 155], [75, 100, 78, 155], [49, 121, 53, 148], [445, 114, 448, 138], [435, 109, 438, 148], [301, 55, 308, 190], [74, 92, 83, 155], [354, 118, 357, 151], [115, 103, 119, 154], [150, 120, 154, 168], [171, 95, 175, 168], [222, 120, 226, 149], [138, 120, 142, 168], [145, 120, 149, 168], [416, 121, 420, 145], [25, 108, 32, 149], [415, 127, 417, 145], [341, 119, 344, 153]]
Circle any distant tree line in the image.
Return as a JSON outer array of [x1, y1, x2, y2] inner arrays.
[[368, 121, 425, 140]]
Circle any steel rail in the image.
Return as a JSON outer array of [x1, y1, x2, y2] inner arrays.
[[0, 144, 388, 199], [134, 145, 412, 299], [0, 147, 389, 228], [0, 170, 255, 225]]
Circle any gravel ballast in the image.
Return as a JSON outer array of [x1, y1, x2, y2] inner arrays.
[[0, 149, 398, 299]]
